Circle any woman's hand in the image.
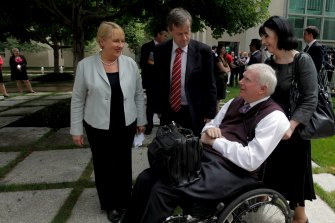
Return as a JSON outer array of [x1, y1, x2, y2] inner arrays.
[[72, 135, 84, 147], [137, 126, 145, 134], [282, 120, 299, 140]]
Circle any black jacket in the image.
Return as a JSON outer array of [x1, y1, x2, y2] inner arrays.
[[153, 39, 217, 134]]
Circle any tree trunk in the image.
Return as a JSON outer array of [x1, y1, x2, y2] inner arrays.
[[53, 45, 60, 73]]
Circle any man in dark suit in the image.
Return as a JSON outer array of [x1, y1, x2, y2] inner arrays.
[[153, 8, 217, 136], [247, 38, 262, 66], [139, 27, 168, 135], [303, 26, 324, 73]]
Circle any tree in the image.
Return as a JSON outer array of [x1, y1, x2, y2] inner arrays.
[[1, 0, 271, 72], [0, 0, 73, 73]]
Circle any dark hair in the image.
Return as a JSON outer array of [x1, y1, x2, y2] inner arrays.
[[250, 39, 261, 50], [212, 45, 217, 50], [153, 26, 168, 37], [304, 26, 319, 39], [259, 15, 298, 50], [216, 44, 225, 54]]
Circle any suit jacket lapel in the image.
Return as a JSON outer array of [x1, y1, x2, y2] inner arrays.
[[185, 40, 196, 84], [95, 53, 110, 85]]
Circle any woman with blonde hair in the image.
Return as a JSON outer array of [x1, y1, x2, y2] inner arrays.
[[70, 21, 147, 222], [9, 48, 35, 93]]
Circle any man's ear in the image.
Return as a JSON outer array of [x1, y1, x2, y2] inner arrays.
[[259, 85, 267, 94]]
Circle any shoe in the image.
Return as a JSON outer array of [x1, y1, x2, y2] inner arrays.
[[28, 91, 36, 93], [107, 209, 126, 223], [3, 94, 9, 97], [144, 124, 153, 135]]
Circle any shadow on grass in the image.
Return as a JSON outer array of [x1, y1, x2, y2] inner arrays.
[[7, 98, 70, 128], [31, 73, 74, 82]]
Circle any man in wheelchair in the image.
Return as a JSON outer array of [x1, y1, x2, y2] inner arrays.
[[123, 63, 291, 223]]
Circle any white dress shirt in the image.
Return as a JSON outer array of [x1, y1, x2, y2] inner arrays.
[[202, 97, 290, 171]]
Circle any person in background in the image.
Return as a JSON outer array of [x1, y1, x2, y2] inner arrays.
[[211, 45, 218, 57], [259, 15, 318, 223], [140, 26, 168, 135], [260, 43, 271, 63], [0, 54, 9, 97], [214, 44, 230, 112], [224, 46, 233, 86], [247, 38, 262, 66], [9, 48, 35, 94], [229, 51, 240, 87], [303, 25, 324, 73], [152, 7, 217, 136], [238, 51, 249, 80], [325, 48, 335, 84], [124, 63, 290, 223], [70, 21, 147, 223]]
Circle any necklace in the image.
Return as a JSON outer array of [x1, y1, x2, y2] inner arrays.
[[99, 53, 117, 66]]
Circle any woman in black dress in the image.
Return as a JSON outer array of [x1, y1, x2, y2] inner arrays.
[[9, 48, 35, 93], [259, 16, 318, 223], [214, 44, 230, 113]]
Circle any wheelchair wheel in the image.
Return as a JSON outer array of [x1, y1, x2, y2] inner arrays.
[[217, 188, 291, 223]]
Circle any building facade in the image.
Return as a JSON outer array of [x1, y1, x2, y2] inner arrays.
[[198, 0, 335, 55]]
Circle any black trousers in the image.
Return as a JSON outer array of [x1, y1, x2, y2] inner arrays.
[[84, 121, 136, 211], [123, 169, 180, 223], [145, 87, 155, 127], [124, 150, 259, 223], [159, 105, 197, 134]]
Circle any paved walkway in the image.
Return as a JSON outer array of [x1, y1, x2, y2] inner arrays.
[[0, 92, 335, 223]]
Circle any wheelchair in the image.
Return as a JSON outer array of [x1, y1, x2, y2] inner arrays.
[[162, 159, 292, 223], [163, 186, 291, 223]]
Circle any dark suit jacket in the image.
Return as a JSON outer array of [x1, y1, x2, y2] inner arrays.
[[140, 40, 155, 89], [153, 39, 217, 134], [306, 41, 324, 73], [248, 50, 262, 66]]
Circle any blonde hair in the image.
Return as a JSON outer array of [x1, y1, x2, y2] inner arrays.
[[96, 22, 124, 48], [12, 48, 19, 53]]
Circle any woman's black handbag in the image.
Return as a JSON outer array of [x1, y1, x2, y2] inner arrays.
[[147, 122, 203, 187], [290, 53, 335, 140]]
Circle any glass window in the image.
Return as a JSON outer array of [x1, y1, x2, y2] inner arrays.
[[289, 0, 306, 14], [306, 0, 323, 15], [288, 16, 305, 39], [325, 0, 335, 16], [306, 17, 322, 28], [323, 18, 335, 40]]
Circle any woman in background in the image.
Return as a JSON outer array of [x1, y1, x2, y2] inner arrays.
[[214, 44, 230, 112], [0, 54, 9, 97], [9, 48, 35, 93]]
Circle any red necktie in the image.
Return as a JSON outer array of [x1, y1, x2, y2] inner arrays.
[[170, 48, 182, 112]]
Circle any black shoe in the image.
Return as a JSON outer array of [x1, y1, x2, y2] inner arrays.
[[144, 125, 153, 135], [107, 209, 126, 223]]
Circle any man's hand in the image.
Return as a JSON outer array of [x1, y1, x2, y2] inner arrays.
[[201, 128, 222, 145]]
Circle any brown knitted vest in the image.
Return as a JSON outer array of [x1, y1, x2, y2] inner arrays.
[[207, 97, 283, 179]]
